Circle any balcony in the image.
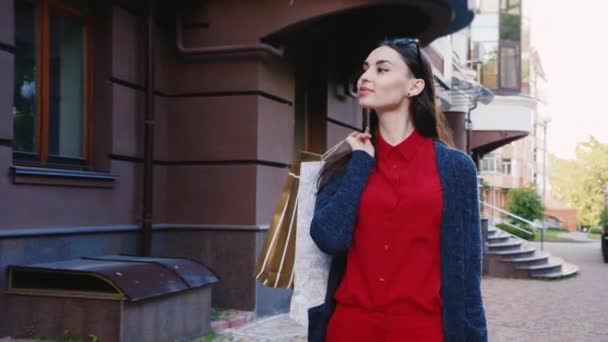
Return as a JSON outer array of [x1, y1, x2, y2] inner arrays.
[[471, 94, 536, 157], [481, 172, 522, 189]]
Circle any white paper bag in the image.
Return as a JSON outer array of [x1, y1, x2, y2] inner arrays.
[[288, 160, 332, 328]]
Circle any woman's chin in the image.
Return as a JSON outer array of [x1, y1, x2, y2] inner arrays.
[[358, 98, 374, 108]]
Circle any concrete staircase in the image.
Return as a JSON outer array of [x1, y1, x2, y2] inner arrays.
[[485, 225, 579, 280]]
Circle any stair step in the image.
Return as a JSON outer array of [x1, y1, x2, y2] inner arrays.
[[531, 262, 579, 280], [488, 235, 511, 243], [517, 256, 563, 274], [517, 262, 562, 272], [488, 247, 536, 258], [487, 240, 521, 247], [487, 241, 522, 250], [500, 252, 550, 264]]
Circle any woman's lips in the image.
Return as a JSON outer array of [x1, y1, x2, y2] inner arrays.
[[358, 88, 373, 96]]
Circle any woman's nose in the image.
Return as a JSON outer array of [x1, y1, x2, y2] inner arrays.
[[359, 71, 371, 86], [360, 69, 372, 81]]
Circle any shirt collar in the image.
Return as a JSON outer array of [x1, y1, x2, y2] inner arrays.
[[376, 128, 424, 161]]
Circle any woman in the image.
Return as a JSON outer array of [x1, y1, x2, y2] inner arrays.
[[307, 38, 487, 342]]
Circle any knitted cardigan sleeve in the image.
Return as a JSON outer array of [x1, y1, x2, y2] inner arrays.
[[309, 150, 375, 255], [460, 153, 488, 342]]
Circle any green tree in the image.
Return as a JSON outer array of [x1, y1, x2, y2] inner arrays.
[[549, 137, 608, 226], [506, 187, 545, 230], [600, 207, 608, 228]]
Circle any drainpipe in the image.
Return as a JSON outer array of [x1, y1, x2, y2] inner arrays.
[[466, 102, 476, 160], [175, 15, 284, 57], [141, 0, 156, 256]]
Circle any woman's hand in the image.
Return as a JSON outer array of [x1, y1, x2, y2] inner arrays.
[[345, 131, 375, 158]]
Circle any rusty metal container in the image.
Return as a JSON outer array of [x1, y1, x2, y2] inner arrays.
[[6, 255, 219, 341]]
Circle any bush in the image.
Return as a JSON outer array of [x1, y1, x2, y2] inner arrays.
[[506, 187, 544, 219], [546, 226, 567, 231], [589, 227, 603, 235], [495, 222, 535, 240]]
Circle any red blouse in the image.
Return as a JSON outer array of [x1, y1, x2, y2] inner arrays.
[[332, 128, 444, 334]]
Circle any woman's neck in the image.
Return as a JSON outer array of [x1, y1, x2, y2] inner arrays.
[[377, 109, 414, 146]]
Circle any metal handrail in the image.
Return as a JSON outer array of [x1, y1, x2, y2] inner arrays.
[[480, 201, 542, 229], [489, 216, 534, 237], [488, 217, 536, 252]]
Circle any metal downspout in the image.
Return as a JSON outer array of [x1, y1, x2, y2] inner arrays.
[[142, 0, 156, 256], [174, 15, 283, 57]]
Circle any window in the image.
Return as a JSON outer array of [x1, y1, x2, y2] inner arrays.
[[472, 0, 523, 93], [499, 43, 519, 89], [13, 0, 90, 168], [502, 158, 511, 175], [497, 0, 521, 92], [499, 12, 521, 41], [500, 0, 521, 15], [480, 155, 502, 173]]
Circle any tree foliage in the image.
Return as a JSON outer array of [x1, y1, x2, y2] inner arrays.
[[600, 207, 608, 227], [549, 137, 608, 226], [506, 187, 544, 230]]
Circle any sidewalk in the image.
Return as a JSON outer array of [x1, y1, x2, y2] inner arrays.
[[216, 314, 306, 342], [556, 231, 598, 242], [219, 239, 608, 341]]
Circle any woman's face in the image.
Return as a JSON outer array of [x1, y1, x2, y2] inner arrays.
[[357, 46, 422, 111]]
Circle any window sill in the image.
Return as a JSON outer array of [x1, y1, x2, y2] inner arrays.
[[10, 165, 119, 188]]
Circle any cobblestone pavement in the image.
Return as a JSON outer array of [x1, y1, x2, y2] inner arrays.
[[3, 241, 605, 341], [215, 314, 306, 341], [220, 241, 608, 341], [483, 241, 608, 342]]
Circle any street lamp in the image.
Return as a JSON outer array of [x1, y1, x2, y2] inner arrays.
[[536, 114, 552, 250]]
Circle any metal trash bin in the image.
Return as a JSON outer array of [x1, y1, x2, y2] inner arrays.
[[6, 255, 219, 342]]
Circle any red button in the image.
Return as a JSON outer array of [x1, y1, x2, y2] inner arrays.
[[384, 244, 389, 251], [379, 277, 385, 282]]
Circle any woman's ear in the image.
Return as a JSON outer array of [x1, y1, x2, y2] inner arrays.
[[407, 79, 425, 97]]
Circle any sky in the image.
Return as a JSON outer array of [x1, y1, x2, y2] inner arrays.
[[526, 0, 608, 159]]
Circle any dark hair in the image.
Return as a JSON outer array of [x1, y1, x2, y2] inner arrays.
[[316, 39, 454, 192]]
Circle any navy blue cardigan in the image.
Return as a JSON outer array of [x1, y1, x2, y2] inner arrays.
[[307, 140, 487, 342]]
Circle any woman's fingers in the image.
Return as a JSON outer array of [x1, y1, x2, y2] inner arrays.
[[350, 132, 371, 139], [344, 131, 375, 157], [346, 131, 372, 149]]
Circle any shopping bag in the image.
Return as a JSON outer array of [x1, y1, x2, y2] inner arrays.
[[288, 159, 329, 327], [254, 150, 323, 289], [289, 140, 350, 328]]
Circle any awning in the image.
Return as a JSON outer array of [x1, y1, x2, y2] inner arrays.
[[442, 0, 476, 34]]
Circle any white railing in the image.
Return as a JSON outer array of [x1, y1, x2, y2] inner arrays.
[[487, 217, 537, 252], [481, 201, 550, 251], [480, 201, 542, 230]]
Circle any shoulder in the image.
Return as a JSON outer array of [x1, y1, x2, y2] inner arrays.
[[433, 140, 477, 177]]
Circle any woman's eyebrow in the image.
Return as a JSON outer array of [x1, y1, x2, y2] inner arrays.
[[362, 60, 393, 67]]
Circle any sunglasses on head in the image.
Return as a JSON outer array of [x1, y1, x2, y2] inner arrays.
[[384, 37, 424, 72]]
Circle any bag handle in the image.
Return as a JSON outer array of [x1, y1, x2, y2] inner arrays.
[[322, 111, 371, 160]]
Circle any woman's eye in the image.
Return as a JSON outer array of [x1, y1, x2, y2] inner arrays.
[[377, 68, 388, 73]]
